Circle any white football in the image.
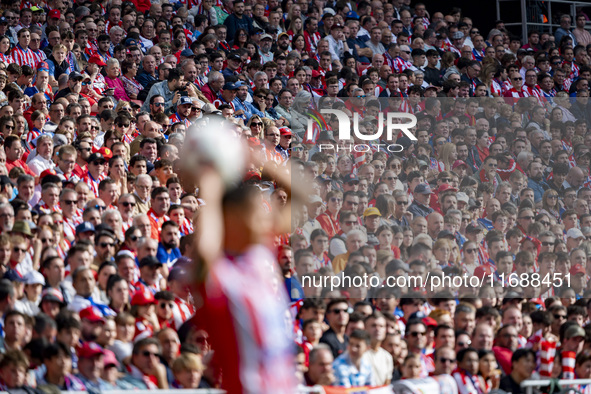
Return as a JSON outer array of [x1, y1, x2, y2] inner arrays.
[[182, 116, 247, 188]]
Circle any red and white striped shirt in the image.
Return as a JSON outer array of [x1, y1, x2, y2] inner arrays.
[[193, 245, 297, 393], [172, 295, 195, 330], [490, 79, 503, 96], [180, 217, 193, 236], [168, 113, 191, 128], [562, 60, 580, 79], [392, 56, 413, 73], [0, 53, 13, 64], [11, 44, 36, 66], [26, 128, 40, 148], [30, 49, 46, 66], [82, 171, 107, 198]]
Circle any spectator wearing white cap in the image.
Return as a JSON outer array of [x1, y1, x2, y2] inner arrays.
[[566, 228, 585, 250], [14, 270, 44, 316]]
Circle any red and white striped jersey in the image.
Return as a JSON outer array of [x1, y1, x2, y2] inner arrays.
[[11, 44, 35, 66], [503, 87, 529, 99], [63, 214, 83, 241], [26, 128, 40, 148], [392, 56, 413, 73], [104, 20, 122, 34], [180, 217, 193, 236], [168, 113, 191, 128], [193, 245, 297, 393], [31, 49, 46, 65], [522, 84, 545, 106], [0, 53, 13, 64], [172, 295, 195, 330], [490, 79, 503, 96], [562, 60, 580, 79], [522, 84, 542, 98], [564, 77, 573, 92], [82, 171, 107, 198]]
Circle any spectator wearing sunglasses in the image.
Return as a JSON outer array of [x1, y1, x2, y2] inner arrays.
[[148, 95, 165, 117]]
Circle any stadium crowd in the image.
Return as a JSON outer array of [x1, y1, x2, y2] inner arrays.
[[0, 0, 590, 392]]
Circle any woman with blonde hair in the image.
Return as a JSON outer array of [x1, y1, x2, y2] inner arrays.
[[172, 353, 204, 388], [438, 143, 458, 172], [247, 115, 265, 139], [115, 100, 132, 114], [480, 63, 498, 97], [429, 309, 453, 326]]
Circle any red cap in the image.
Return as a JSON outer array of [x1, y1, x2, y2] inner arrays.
[[245, 170, 261, 181], [79, 306, 105, 323], [37, 61, 49, 71], [103, 349, 120, 368], [88, 54, 107, 67], [473, 265, 495, 279], [436, 184, 458, 193], [131, 290, 157, 306], [279, 127, 292, 136], [423, 317, 438, 327], [452, 160, 468, 170], [48, 9, 61, 19], [40, 168, 57, 179], [570, 264, 586, 276], [311, 70, 322, 78], [98, 147, 113, 159], [78, 342, 105, 358]]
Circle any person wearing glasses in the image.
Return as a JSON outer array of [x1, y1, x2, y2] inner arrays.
[[168, 96, 192, 128], [129, 337, 168, 389], [503, 72, 527, 99], [148, 95, 166, 118], [432, 346, 457, 377]]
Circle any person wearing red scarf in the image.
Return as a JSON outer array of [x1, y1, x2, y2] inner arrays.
[[316, 190, 342, 239], [478, 156, 501, 190], [475, 129, 490, 164], [452, 348, 485, 394]]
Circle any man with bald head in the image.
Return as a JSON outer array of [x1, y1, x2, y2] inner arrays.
[[23, 92, 47, 132], [477, 198, 501, 231], [475, 118, 489, 133], [503, 72, 527, 98], [149, 4, 162, 20], [182, 61, 197, 84], [565, 166, 586, 191], [85, 21, 98, 42], [137, 55, 158, 88], [130, 120, 162, 156], [472, 323, 494, 351]]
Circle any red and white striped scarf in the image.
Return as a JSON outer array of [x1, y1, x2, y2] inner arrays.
[[562, 350, 577, 380], [453, 369, 484, 394]]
